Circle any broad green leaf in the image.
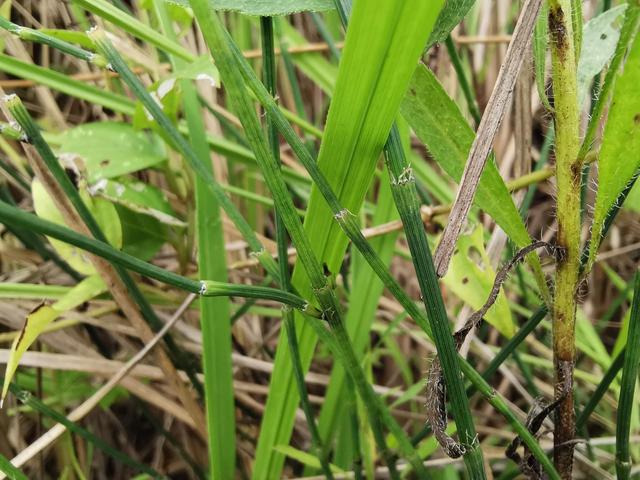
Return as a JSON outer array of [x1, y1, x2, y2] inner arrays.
[[116, 206, 167, 262], [588, 32, 640, 269], [56, 122, 167, 183], [253, 2, 444, 478], [89, 179, 184, 227], [32, 179, 122, 275], [577, 5, 627, 108], [1, 275, 107, 403], [401, 65, 531, 248], [442, 225, 515, 337], [168, 0, 334, 16], [427, 0, 476, 49]]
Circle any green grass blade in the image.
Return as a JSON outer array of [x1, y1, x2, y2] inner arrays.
[[615, 271, 640, 480], [251, 2, 443, 475], [153, 3, 235, 477], [0, 53, 135, 114], [0, 452, 28, 480]]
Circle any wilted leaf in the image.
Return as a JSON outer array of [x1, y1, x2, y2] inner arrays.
[[1, 275, 107, 404], [442, 225, 515, 338]]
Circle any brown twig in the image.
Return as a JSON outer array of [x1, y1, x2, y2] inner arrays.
[[433, 0, 543, 278]]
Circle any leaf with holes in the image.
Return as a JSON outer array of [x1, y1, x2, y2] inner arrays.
[[442, 225, 515, 337], [56, 122, 167, 183]]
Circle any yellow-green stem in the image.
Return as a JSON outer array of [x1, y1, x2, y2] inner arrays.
[[548, 0, 581, 477]]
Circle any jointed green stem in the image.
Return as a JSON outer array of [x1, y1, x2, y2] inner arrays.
[[5, 95, 205, 397], [88, 29, 282, 285], [384, 126, 486, 478], [260, 17, 334, 479], [0, 201, 317, 314]]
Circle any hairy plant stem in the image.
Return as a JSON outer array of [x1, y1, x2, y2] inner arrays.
[[547, 0, 581, 476]]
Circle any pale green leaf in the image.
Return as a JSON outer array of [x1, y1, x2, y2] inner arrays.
[[56, 122, 166, 183], [32, 179, 122, 275], [442, 225, 515, 338], [577, 5, 627, 108]]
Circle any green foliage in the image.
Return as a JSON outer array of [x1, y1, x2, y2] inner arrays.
[[589, 31, 640, 268], [169, 0, 334, 16], [56, 123, 167, 183]]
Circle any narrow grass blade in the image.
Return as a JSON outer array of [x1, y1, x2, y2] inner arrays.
[[4, 380, 164, 478], [153, 3, 235, 477], [615, 271, 640, 480], [0, 452, 28, 480], [250, 2, 444, 475]]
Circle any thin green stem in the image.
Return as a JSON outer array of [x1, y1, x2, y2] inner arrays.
[[261, 16, 333, 479], [615, 271, 640, 480], [0, 17, 106, 66], [383, 126, 486, 478], [5, 95, 204, 397], [0, 200, 316, 314], [445, 35, 481, 126]]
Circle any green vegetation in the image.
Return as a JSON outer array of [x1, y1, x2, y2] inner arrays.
[[0, 0, 637, 478]]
